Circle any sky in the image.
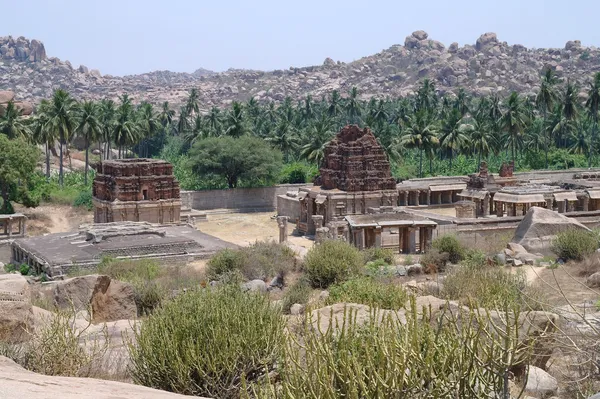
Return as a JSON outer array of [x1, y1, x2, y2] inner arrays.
[[2, 0, 599, 77]]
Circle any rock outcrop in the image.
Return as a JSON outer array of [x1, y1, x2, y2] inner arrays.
[[0, 274, 33, 343], [0, 355, 200, 398], [0, 90, 33, 117], [512, 207, 591, 253], [2, 31, 600, 110]]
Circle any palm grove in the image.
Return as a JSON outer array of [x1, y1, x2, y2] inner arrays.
[[1, 69, 600, 202]]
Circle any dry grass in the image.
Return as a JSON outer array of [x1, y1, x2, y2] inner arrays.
[[572, 252, 600, 278]]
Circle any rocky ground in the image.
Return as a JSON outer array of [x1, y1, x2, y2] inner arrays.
[[2, 31, 600, 111]]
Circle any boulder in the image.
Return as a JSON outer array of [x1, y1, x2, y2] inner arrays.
[[448, 42, 459, 53], [14, 101, 33, 116], [91, 279, 137, 323], [53, 275, 111, 312], [29, 39, 46, 62], [586, 272, 600, 288], [290, 303, 305, 315], [0, 355, 199, 398], [0, 90, 15, 104], [476, 32, 498, 51], [412, 30, 428, 41], [310, 303, 406, 334], [524, 365, 558, 398], [512, 207, 591, 253], [565, 40, 582, 51], [0, 274, 33, 343], [507, 242, 528, 255], [242, 279, 267, 293], [323, 57, 336, 67]]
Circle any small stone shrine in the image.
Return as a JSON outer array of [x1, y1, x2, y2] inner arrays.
[[92, 158, 181, 224]]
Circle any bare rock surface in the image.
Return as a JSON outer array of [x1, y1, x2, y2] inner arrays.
[[512, 207, 591, 253], [0, 355, 200, 399], [0, 274, 33, 343], [3, 31, 600, 109], [91, 278, 137, 323]]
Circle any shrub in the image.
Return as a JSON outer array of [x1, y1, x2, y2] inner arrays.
[[327, 276, 408, 310], [3, 263, 15, 273], [19, 263, 30, 276], [252, 300, 530, 398], [207, 241, 296, 282], [362, 247, 395, 265], [281, 277, 312, 314], [419, 248, 450, 273], [128, 286, 284, 399], [432, 234, 465, 263], [304, 240, 363, 288], [552, 228, 599, 261], [441, 261, 543, 310], [574, 252, 600, 277], [73, 190, 93, 210]]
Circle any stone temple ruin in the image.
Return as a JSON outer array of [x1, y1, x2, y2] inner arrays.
[[11, 222, 236, 278], [292, 125, 438, 253], [92, 158, 181, 224]]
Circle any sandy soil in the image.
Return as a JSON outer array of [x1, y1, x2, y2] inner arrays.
[[14, 204, 93, 237], [524, 264, 599, 307], [196, 212, 314, 250], [423, 207, 457, 217]]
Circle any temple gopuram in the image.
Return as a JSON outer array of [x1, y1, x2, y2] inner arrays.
[[92, 159, 181, 224]]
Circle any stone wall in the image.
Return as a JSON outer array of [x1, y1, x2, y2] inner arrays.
[[181, 184, 307, 212]]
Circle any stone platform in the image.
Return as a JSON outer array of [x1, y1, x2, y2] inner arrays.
[[11, 222, 235, 278]]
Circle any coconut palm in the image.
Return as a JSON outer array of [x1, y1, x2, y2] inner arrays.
[[266, 119, 299, 162], [31, 100, 55, 178], [224, 102, 246, 138], [137, 103, 160, 157], [113, 96, 138, 158], [470, 117, 493, 171], [400, 109, 439, 177], [586, 72, 600, 165], [76, 101, 101, 184], [185, 88, 200, 118], [501, 92, 528, 163], [346, 87, 362, 124], [46, 89, 77, 186], [328, 90, 343, 118], [0, 101, 30, 139], [536, 68, 559, 167], [440, 108, 469, 170], [99, 99, 116, 160], [300, 116, 335, 166]]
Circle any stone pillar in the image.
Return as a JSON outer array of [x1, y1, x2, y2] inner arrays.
[[329, 224, 338, 239], [557, 200, 566, 214], [374, 226, 382, 248], [316, 227, 329, 244], [583, 196, 590, 212], [414, 191, 420, 206], [277, 216, 288, 243], [342, 225, 350, 242], [496, 202, 503, 217], [425, 227, 434, 251], [400, 227, 410, 253], [483, 195, 490, 217], [312, 215, 324, 230], [567, 201, 574, 213], [426, 191, 431, 205], [307, 199, 315, 233], [403, 192, 408, 206], [546, 198, 553, 210], [419, 227, 425, 253], [408, 228, 417, 254], [437, 192, 442, 205], [7, 217, 12, 238]]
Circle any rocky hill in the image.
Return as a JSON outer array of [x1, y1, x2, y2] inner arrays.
[[2, 31, 600, 111]]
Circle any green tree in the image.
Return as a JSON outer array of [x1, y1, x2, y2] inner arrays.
[[113, 95, 138, 158], [536, 68, 559, 168], [188, 136, 283, 188], [400, 110, 439, 177], [501, 92, 528, 163], [31, 99, 55, 178], [0, 101, 31, 139], [328, 90, 343, 118], [137, 102, 160, 158], [300, 115, 335, 166], [346, 87, 362, 124], [0, 135, 39, 214], [76, 101, 101, 184], [46, 89, 77, 187], [440, 108, 469, 170], [586, 72, 600, 165], [99, 99, 116, 160], [224, 102, 247, 138]]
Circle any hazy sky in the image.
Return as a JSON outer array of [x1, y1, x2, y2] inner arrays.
[[2, 0, 599, 76]]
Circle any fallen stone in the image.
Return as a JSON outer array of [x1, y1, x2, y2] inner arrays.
[[0, 274, 33, 343], [512, 207, 591, 253], [0, 355, 198, 398], [91, 279, 137, 323], [241, 279, 267, 293], [290, 303, 305, 315], [53, 274, 111, 312], [496, 253, 506, 264], [310, 303, 406, 334], [0, 90, 14, 104], [586, 272, 600, 288], [406, 264, 423, 275], [507, 242, 528, 254], [524, 365, 558, 398], [513, 259, 524, 267], [318, 290, 329, 300]]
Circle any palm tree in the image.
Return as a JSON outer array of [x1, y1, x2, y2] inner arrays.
[[99, 99, 116, 160], [439, 108, 469, 170], [31, 100, 55, 178], [113, 96, 138, 158], [569, 118, 591, 155], [46, 89, 77, 186], [0, 101, 31, 139], [501, 92, 528, 163], [185, 88, 200, 118], [535, 69, 559, 168], [560, 81, 579, 148], [454, 88, 470, 116], [266, 119, 299, 162], [416, 79, 437, 112], [470, 117, 492, 170], [346, 87, 362, 124], [328, 90, 343, 118], [400, 110, 439, 177], [224, 102, 246, 137], [586, 72, 600, 165], [300, 116, 335, 166], [137, 103, 160, 157], [76, 101, 101, 184], [206, 107, 222, 137]]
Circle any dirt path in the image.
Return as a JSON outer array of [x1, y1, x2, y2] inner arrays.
[[16, 204, 93, 236]]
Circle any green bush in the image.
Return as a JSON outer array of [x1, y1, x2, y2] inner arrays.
[[362, 247, 395, 265], [252, 300, 529, 398], [207, 241, 296, 281], [73, 190, 93, 210], [327, 276, 408, 310], [419, 248, 450, 273], [281, 277, 313, 314], [3, 263, 16, 273], [432, 234, 465, 263], [552, 228, 599, 261], [304, 240, 363, 288], [19, 264, 30, 276], [128, 286, 284, 398]]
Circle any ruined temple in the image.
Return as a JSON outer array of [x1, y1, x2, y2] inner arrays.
[[319, 125, 397, 191], [92, 159, 181, 224]]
